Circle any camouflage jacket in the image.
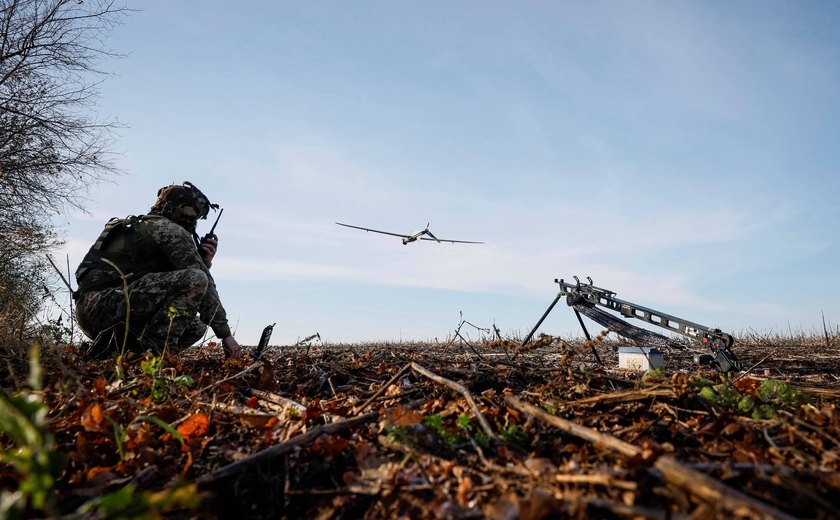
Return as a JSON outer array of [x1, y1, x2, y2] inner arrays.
[[75, 214, 232, 339]]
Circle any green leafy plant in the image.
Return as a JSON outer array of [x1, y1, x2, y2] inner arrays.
[[384, 424, 410, 444], [0, 346, 66, 518], [424, 414, 459, 444], [140, 352, 168, 401], [135, 415, 185, 445], [162, 306, 179, 355], [697, 376, 808, 420], [756, 380, 805, 407], [139, 350, 193, 401], [698, 381, 742, 409], [642, 366, 666, 383], [751, 380, 808, 419], [75, 481, 201, 519], [110, 414, 185, 461], [499, 424, 530, 449], [174, 374, 194, 387], [688, 375, 714, 390], [457, 414, 492, 449], [107, 415, 128, 461], [0, 347, 195, 519]]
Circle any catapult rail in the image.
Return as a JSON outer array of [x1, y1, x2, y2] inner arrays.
[[556, 278, 734, 350], [521, 276, 742, 372]]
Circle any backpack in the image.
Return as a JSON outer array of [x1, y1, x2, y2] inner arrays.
[[74, 215, 170, 295]]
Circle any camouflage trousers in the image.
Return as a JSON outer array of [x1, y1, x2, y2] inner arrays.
[[76, 268, 216, 355]]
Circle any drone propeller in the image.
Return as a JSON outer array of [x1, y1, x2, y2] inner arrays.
[[423, 223, 441, 242]]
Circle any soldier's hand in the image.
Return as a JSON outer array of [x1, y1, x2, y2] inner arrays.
[[221, 335, 242, 360], [200, 236, 218, 267]]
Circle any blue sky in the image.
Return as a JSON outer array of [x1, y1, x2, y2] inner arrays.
[[59, 1, 840, 345]]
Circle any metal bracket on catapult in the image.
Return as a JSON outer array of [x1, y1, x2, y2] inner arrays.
[[522, 276, 742, 373]]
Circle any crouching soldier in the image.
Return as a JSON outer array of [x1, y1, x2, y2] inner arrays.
[[74, 181, 242, 359]]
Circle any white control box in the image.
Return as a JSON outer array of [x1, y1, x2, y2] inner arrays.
[[618, 346, 664, 371]]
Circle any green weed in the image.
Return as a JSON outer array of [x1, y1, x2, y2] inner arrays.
[[642, 366, 666, 383], [138, 351, 192, 401], [0, 346, 66, 518], [457, 414, 492, 449], [697, 376, 808, 420], [384, 424, 410, 444], [75, 481, 201, 519], [499, 424, 530, 449], [140, 352, 168, 401], [424, 414, 459, 444]]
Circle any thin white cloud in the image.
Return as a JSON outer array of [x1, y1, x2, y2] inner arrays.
[[51, 2, 840, 344]]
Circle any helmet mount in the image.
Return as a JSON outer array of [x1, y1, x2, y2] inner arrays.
[[150, 181, 219, 231]]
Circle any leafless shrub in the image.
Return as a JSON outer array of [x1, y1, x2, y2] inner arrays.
[[0, 0, 129, 359]]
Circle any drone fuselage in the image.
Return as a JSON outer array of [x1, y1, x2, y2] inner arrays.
[[335, 222, 480, 245], [402, 229, 428, 245]]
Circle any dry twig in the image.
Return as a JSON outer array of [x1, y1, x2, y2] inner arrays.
[[410, 361, 498, 442], [196, 411, 379, 487], [506, 396, 797, 520]]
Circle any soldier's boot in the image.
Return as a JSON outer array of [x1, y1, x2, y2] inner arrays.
[[83, 330, 119, 360], [83, 324, 157, 359], [173, 318, 209, 352]]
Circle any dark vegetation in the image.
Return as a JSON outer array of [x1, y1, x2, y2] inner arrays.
[[1, 0, 127, 364], [2, 328, 840, 518]]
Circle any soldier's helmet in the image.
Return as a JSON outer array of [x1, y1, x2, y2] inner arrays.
[[150, 181, 217, 230]]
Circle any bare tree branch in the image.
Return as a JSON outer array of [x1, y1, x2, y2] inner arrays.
[[0, 0, 130, 342]]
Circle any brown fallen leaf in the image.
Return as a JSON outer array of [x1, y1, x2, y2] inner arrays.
[[520, 488, 563, 520], [524, 457, 558, 475], [456, 475, 473, 507], [80, 402, 104, 432], [484, 492, 519, 520], [177, 412, 210, 440], [386, 404, 423, 426]]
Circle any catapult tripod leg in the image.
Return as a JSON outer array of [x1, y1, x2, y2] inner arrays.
[[574, 308, 602, 364], [521, 293, 562, 347]]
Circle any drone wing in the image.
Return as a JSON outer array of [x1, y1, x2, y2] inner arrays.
[[419, 237, 484, 244], [335, 222, 410, 239]]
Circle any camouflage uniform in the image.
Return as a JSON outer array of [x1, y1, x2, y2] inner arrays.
[[75, 185, 231, 355]]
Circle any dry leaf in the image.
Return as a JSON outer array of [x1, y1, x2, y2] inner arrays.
[[524, 457, 558, 475], [520, 488, 562, 520], [177, 412, 210, 440], [484, 493, 519, 520], [456, 475, 473, 507], [720, 421, 743, 436], [80, 402, 104, 432], [386, 405, 423, 426], [85, 465, 113, 481], [92, 378, 107, 396], [733, 377, 761, 395]]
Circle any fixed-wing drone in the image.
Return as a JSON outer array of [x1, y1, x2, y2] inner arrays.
[[335, 222, 483, 245]]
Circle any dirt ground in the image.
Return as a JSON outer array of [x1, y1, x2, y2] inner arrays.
[[3, 332, 840, 518]]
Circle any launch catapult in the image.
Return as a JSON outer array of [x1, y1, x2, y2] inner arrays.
[[522, 277, 742, 373]]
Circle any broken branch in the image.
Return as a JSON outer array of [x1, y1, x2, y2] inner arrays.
[[506, 396, 797, 520], [196, 411, 378, 487], [410, 362, 498, 442]]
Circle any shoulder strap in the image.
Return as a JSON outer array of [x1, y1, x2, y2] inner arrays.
[[75, 217, 125, 282]]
